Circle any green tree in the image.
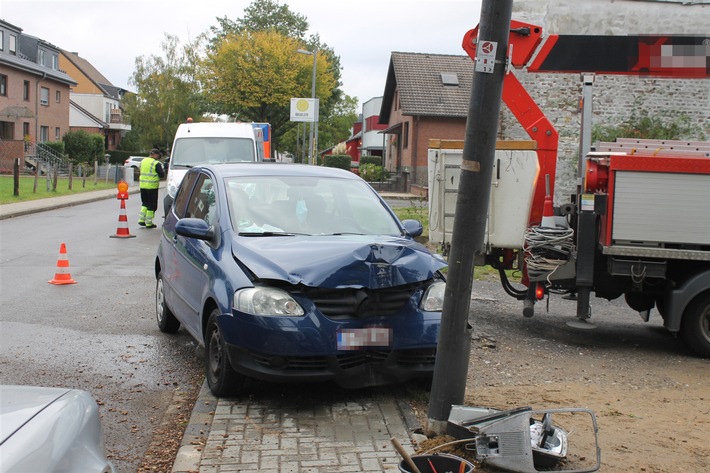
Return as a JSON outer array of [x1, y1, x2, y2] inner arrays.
[[210, 0, 308, 40], [593, 109, 705, 142], [316, 93, 358, 151], [63, 130, 104, 165], [206, 0, 352, 157], [123, 34, 204, 153], [201, 29, 337, 152]]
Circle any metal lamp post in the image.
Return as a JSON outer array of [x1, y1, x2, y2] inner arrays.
[[297, 48, 318, 165]]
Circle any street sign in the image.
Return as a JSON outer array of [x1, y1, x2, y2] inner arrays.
[[290, 98, 319, 122], [475, 40, 498, 73]]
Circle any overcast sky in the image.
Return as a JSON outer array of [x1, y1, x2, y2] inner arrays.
[[1, 0, 483, 110]]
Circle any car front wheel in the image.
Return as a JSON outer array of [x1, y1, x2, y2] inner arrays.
[[205, 310, 245, 396], [156, 273, 180, 333]]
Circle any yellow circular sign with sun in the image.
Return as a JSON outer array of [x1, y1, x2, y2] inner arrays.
[[296, 99, 310, 112]]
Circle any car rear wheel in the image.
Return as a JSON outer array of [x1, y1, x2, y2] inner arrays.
[[156, 273, 180, 333], [680, 292, 710, 358], [205, 309, 245, 396]]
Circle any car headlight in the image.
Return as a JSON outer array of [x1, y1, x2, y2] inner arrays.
[[234, 287, 305, 316], [420, 281, 446, 311]]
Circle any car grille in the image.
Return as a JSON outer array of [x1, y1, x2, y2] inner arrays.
[[304, 284, 422, 319], [251, 348, 437, 372]]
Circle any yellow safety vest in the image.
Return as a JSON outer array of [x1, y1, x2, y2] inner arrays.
[[140, 158, 160, 189]]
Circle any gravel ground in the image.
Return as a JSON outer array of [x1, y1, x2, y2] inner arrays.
[[413, 279, 709, 472]]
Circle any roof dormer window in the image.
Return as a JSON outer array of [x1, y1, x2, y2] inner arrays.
[[441, 73, 459, 86]]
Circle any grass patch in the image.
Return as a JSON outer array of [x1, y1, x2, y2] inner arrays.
[[0, 175, 118, 205], [392, 203, 520, 283]]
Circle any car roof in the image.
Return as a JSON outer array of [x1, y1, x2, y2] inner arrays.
[[197, 163, 362, 180]]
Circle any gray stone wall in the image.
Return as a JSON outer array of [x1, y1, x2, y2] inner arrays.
[[502, 0, 710, 201]]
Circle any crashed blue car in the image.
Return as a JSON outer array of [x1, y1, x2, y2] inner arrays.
[[155, 163, 447, 396]]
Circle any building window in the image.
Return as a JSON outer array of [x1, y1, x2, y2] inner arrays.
[[52, 54, 58, 70], [56, 90, 61, 103], [40, 126, 49, 142], [403, 122, 409, 149], [23, 122, 30, 138], [23, 81, 30, 101], [39, 50, 45, 66], [0, 75, 7, 96], [40, 87, 49, 106], [55, 127, 61, 140], [9, 34, 16, 55], [0, 31, 4, 51]]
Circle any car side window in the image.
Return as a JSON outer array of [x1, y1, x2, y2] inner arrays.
[[186, 174, 216, 226], [173, 171, 198, 218]]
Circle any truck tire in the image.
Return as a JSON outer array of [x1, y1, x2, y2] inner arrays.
[[680, 292, 710, 358]]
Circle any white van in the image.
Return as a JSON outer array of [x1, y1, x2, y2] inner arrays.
[[164, 122, 265, 214]]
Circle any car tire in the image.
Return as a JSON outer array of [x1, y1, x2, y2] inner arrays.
[[156, 273, 180, 333], [680, 292, 710, 358], [205, 309, 245, 397]]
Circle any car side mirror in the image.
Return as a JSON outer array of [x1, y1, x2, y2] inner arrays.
[[176, 218, 216, 242], [401, 219, 423, 238]]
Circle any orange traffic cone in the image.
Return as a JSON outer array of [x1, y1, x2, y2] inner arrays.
[[49, 243, 77, 285], [110, 199, 136, 238]]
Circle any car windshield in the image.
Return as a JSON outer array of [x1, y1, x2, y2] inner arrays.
[[225, 175, 402, 236], [171, 137, 255, 167]]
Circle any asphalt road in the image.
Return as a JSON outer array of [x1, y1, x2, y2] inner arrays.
[[0, 195, 202, 473]]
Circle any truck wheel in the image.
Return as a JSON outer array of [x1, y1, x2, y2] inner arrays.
[[156, 273, 180, 333], [205, 310, 245, 397], [680, 292, 710, 358]]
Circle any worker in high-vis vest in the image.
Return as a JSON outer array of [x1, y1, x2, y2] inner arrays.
[[138, 149, 165, 228]]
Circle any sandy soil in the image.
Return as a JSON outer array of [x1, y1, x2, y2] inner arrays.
[[414, 280, 709, 472]]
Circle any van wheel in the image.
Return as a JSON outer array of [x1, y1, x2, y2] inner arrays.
[[680, 292, 710, 358], [205, 310, 245, 397]]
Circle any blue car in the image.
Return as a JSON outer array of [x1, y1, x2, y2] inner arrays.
[[155, 163, 447, 396]]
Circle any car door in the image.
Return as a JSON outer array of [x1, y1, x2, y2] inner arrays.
[[160, 170, 198, 322], [169, 172, 216, 340]]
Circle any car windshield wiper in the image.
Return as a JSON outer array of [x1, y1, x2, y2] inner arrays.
[[329, 232, 367, 236], [172, 164, 193, 168], [238, 231, 303, 237]]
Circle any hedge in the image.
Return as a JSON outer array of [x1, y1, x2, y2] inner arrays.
[[360, 155, 382, 166], [322, 154, 351, 171]]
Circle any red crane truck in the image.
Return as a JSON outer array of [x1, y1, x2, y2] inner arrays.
[[447, 20, 710, 357]]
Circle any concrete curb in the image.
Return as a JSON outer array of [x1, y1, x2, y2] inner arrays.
[[172, 381, 217, 473], [0, 186, 142, 220]]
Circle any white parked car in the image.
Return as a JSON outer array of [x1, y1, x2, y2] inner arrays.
[[124, 156, 146, 169], [0, 385, 115, 473]]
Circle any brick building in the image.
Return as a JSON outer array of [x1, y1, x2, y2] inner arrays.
[[61, 50, 131, 150], [0, 19, 76, 168], [379, 52, 473, 195]]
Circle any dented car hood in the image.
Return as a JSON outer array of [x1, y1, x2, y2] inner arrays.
[[232, 234, 447, 289]]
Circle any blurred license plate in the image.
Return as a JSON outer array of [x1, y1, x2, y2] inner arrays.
[[337, 327, 392, 350]]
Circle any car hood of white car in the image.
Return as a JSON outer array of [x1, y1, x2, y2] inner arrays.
[[0, 385, 72, 444]]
